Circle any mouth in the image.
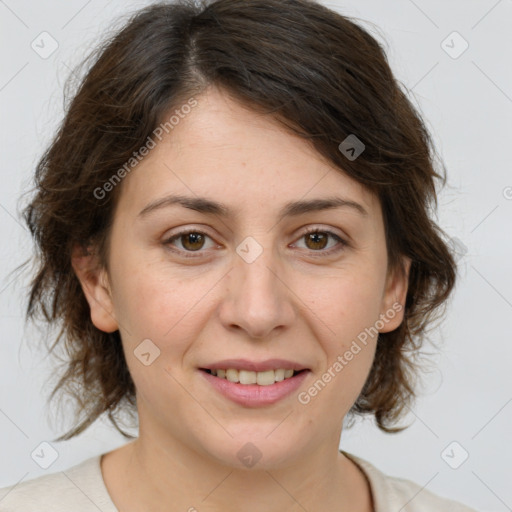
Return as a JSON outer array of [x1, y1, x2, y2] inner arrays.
[[200, 368, 307, 386], [198, 361, 310, 407]]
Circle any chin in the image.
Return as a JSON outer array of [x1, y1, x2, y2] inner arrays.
[[195, 428, 309, 471]]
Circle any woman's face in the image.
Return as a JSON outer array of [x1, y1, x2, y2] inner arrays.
[[75, 85, 409, 468]]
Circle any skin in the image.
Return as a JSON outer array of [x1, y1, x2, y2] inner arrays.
[[72, 84, 410, 512]]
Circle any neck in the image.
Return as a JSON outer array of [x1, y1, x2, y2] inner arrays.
[[102, 428, 373, 512]]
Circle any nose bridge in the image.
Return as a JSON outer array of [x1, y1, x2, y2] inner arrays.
[[219, 234, 294, 339]]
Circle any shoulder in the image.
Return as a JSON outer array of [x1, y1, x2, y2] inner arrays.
[[341, 450, 479, 512], [383, 474, 478, 511], [0, 454, 117, 512]]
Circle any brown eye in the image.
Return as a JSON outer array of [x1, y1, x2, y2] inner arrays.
[[164, 230, 216, 257], [304, 232, 329, 251], [293, 228, 348, 256], [180, 232, 206, 251]]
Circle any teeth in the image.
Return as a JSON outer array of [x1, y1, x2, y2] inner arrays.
[[226, 369, 239, 383], [239, 370, 257, 384], [256, 370, 275, 386], [274, 369, 285, 382], [208, 368, 299, 385]]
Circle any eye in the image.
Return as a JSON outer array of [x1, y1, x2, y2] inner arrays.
[[163, 230, 217, 257], [163, 227, 348, 259], [292, 227, 348, 256]]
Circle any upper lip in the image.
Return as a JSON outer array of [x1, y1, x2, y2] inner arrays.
[[201, 359, 309, 372]]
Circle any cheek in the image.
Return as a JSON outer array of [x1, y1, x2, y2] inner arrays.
[[116, 275, 200, 342], [302, 266, 384, 399], [111, 268, 204, 409], [110, 241, 188, 331], [309, 265, 386, 340], [110, 256, 216, 376]]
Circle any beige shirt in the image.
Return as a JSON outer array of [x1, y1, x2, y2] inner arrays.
[[0, 450, 478, 511]]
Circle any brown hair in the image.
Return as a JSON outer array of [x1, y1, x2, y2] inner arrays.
[[20, 0, 456, 441]]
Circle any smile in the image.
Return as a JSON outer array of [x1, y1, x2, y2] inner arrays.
[[203, 368, 301, 385], [199, 365, 310, 407]]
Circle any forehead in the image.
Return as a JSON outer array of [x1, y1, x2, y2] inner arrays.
[[115, 85, 379, 221]]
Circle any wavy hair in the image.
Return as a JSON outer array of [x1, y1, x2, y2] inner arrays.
[[20, 0, 457, 441]]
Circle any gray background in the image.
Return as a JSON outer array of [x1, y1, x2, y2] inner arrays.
[[1, 1, 511, 510]]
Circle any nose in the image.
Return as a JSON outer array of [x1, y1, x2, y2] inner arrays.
[[217, 239, 296, 340]]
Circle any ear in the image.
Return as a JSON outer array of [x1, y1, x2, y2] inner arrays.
[[378, 256, 411, 333], [71, 243, 118, 333]]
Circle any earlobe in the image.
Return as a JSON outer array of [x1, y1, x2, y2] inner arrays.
[[379, 256, 411, 333], [71, 244, 119, 333]]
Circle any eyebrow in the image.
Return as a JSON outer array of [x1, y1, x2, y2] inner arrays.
[[137, 194, 368, 221]]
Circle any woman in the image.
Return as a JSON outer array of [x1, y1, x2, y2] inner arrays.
[[0, 0, 477, 510]]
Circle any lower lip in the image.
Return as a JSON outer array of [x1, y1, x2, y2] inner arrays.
[[200, 369, 310, 407]]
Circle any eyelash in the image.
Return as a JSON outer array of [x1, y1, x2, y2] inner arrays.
[[163, 226, 348, 259]]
